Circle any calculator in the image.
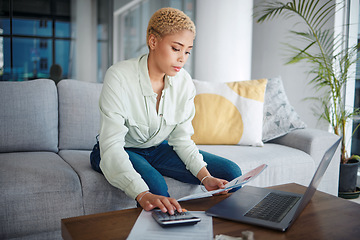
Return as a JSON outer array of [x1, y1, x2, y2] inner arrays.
[[151, 209, 201, 227]]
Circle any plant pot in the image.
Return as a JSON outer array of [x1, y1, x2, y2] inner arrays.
[[338, 187, 360, 199], [338, 159, 360, 199]]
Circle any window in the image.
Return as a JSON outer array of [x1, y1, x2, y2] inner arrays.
[[0, 0, 72, 81], [97, 0, 112, 83], [352, 8, 360, 156]]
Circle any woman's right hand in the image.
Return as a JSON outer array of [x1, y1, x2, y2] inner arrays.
[[136, 191, 182, 215]]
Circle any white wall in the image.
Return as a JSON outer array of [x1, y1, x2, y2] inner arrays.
[[194, 0, 253, 82], [251, 0, 332, 130], [194, 0, 327, 129]]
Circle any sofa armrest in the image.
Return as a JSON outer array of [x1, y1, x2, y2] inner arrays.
[[269, 128, 340, 166], [269, 128, 341, 196]]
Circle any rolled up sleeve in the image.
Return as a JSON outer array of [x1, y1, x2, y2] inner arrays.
[[99, 68, 149, 200]]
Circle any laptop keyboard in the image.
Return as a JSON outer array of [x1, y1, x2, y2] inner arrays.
[[244, 192, 300, 223]]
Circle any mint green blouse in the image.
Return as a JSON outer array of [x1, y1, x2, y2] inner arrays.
[[98, 54, 206, 199]]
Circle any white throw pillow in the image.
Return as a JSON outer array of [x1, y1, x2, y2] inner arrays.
[[192, 79, 267, 147]]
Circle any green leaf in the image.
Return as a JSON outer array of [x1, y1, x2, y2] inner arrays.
[[254, 0, 358, 160]]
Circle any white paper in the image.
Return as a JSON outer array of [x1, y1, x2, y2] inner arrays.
[[127, 210, 213, 240], [177, 164, 268, 202]]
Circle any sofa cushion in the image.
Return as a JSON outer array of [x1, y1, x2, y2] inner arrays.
[[59, 150, 136, 214], [262, 77, 306, 142], [58, 79, 102, 150], [0, 152, 83, 239], [0, 79, 58, 153], [198, 143, 315, 188], [59, 150, 203, 214], [192, 79, 267, 146]]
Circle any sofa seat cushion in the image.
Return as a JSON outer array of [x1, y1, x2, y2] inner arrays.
[[0, 152, 83, 239], [58, 150, 203, 214], [198, 143, 315, 188], [59, 150, 135, 214]]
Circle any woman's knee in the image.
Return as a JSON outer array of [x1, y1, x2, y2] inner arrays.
[[200, 150, 242, 181], [139, 168, 169, 197], [126, 150, 170, 197], [227, 160, 242, 179], [145, 175, 169, 197]]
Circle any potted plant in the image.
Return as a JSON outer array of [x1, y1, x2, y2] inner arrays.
[[254, 0, 360, 198]]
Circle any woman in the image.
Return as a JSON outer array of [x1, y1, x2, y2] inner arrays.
[[91, 7, 241, 215]]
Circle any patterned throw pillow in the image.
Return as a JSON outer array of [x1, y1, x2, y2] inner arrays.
[[262, 77, 306, 142], [192, 79, 267, 146]]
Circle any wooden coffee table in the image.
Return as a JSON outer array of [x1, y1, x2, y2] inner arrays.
[[61, 183, 360, 240]]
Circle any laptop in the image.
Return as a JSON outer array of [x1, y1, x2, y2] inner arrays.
[[205, 137, 341, 232]]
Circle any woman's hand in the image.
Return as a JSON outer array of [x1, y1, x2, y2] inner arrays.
[[202, 176, 229, 194], [197, 166, 229, 194], [136, 191, 182, 215]]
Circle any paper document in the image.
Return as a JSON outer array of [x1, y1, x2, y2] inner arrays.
[[127, 210, 213, 240], [178, 164, 268, 202]]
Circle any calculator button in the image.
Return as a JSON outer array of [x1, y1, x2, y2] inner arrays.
[[151, 209, 201, 227]]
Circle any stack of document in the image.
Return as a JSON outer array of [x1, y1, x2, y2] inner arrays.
[[178, 164, 268, 201], [127, 211, 212, 240], [127, 164, 267, 239]]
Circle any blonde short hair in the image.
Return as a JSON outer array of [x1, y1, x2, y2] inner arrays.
[[146, 7, 196, 46]]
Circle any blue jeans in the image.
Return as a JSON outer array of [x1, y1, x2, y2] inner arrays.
[[90, 141, 242, 197]]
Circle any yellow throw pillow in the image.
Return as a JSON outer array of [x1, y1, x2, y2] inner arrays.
[[192, 79, 267, 146]]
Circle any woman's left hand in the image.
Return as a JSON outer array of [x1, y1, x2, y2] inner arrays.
[[202, 176, 229, 194]]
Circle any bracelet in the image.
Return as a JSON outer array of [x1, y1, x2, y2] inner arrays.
[[200, 175, 211, 185], [200, 176, 212, 192], [138, 191, 151, 203]]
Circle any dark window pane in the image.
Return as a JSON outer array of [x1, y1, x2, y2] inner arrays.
[[97, 0, 109, 41], [40, 58, 48, 70], [13, 18, 52, 37], [55, 0, 71, 17], [55, 39, 70, 78], [0, 36, 10, 80], [0, 35, 3, 71], [352, 80, 360, 155], [13, 0, 51, 16], [55, 21, 70, 38], [0, 0, 10, 16], [98, 41, 109, 82], [0, 17, 10, 34], [97, 24, 108, 41], [13, 37, 52, 80], [0, 0, 10, 35]]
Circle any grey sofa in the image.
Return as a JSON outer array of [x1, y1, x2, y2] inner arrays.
[[0, 79, 340, 240]]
